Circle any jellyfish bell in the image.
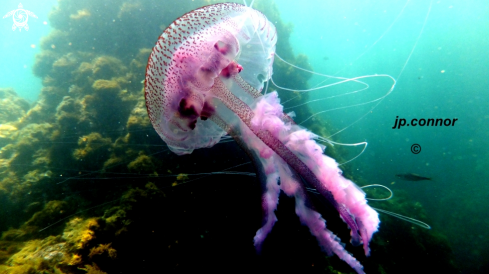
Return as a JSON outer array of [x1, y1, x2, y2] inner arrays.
[[145, 3, 379, 274], [145, 3, 276, 155]]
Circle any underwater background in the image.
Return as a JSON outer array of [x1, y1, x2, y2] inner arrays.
[[0, 0, 487, 273]]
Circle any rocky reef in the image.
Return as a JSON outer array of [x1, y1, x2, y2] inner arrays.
[[0, 0, 458, 273]]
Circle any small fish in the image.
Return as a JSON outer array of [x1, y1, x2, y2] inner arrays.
[[396, 173, 432, 181]]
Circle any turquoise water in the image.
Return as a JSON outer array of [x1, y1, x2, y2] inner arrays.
[[275, 0, 489, 270], [1, 0, 57, 102], [0, 0, 488, 273]]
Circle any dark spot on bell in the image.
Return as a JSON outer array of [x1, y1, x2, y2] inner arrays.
[[214, 41, 228, 55], [178, 98, 198, 117], [220, 66, 231, 78], [188, 120, 197, 130]]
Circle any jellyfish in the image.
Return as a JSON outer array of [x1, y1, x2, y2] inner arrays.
[[144, 3, 379, 274]]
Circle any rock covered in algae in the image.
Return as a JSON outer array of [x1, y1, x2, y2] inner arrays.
[[0, 123, 55, 206], [78, 263, 108, 274], [0, 216, 113, 274], [72, 133, 112, 170], [62, 217, 100, 251], [5, 236, 69, 274], [0, 88, 30, 124], [127, 153, 155, 173], [1, 183, 164, 273], [0, 200, 70, 244], [0, 88, 30, 151]]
